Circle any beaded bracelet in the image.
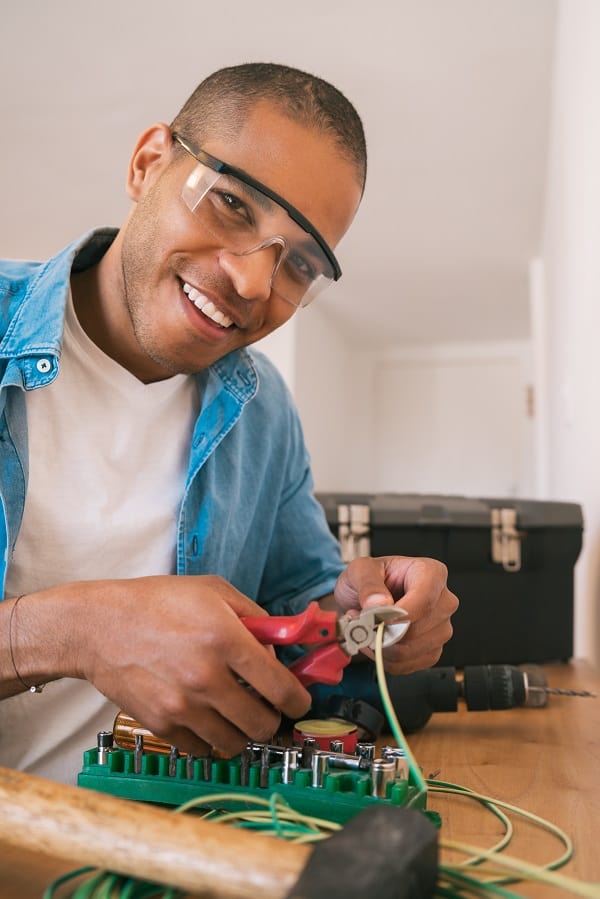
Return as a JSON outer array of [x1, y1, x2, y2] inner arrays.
[[9, 594, 45, 694]]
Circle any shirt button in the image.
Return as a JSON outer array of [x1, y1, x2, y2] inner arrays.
[[36, 358, 52, 373]]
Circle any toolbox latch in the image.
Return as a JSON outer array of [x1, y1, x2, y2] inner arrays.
[[491, 507, 522, 572], [337, 504, 371, 562]]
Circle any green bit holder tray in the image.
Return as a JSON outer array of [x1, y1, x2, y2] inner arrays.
[[78, 747, 431, 825]]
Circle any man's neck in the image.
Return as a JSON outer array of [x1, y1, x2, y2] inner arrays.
[[70, 241, 174, 385]]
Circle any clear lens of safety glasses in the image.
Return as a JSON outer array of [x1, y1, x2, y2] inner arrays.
[[181, 163, 337, 308]]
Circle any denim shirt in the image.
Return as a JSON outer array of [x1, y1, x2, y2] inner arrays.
[[0, 229, 344, 615]]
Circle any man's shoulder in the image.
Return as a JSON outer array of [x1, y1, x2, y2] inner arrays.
[[210, 347, 300, 435], [0, 258, 45, 336], [211, 346, 292, 403], [0, 229, 116, 345], [247, 345, 287, 379], [246, 347, 296, 407], [0, 230, 116, 300], [0, 257, 44, 294]]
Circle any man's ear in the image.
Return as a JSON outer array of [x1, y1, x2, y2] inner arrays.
[[126, 123, 173, 201]]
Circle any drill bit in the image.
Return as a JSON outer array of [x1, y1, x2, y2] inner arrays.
[[526, 685, 596, 698]]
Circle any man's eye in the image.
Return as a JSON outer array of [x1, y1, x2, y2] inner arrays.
[[286, 251, 317, 283], [212, 189, 253, 225]]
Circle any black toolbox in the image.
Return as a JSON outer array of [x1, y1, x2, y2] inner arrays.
[[316, 493, 583, 666]]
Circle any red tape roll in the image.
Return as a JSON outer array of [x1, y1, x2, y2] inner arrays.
[[293, 718, 358, 753]]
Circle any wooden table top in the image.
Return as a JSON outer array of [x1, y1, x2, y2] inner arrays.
[[0, 661, 598, 898], [406, 659, 600, 897]]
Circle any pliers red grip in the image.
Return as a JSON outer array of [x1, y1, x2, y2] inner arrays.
[[242, 601, 410, 687]]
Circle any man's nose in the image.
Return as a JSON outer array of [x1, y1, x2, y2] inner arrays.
[[218, 244, 282, 302]]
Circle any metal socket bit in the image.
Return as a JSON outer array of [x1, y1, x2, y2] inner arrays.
[[282, 747, 299, 785], [311, 750, 328, 788], [355, 741, 376, 762], [301, 737, 318, 770], [327, 753, 370, 772], [248, 742, 285, 761], [381, 745, 409, 780], [96, 731, 113, 766], [247, 741, 266, 761], [371, 758, 397, 798], [329, 739, 344, 753]]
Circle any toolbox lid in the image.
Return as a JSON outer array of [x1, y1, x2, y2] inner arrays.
[[316, 493, 584, 529]]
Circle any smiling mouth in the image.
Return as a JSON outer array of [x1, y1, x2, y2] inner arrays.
[[182, 281, 234, 329]]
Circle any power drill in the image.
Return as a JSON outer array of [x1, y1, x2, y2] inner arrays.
[[309, 663, 596, 737]]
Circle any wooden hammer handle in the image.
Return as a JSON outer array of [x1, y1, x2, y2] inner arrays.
[[0, 766, 310, 898]]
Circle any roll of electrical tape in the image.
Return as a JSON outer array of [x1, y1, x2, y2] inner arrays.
[[293, 718, 358, 753]]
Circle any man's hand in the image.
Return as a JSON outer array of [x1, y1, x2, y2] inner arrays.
[[5, 576, 312, 758], [332, 556, 458, 674]]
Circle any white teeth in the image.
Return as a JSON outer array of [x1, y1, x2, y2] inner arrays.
[[182, 282, 234, 329]]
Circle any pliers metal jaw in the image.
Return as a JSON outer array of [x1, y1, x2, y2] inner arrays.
[[338, 606, 411, 655], [242, 602, 410, 688]]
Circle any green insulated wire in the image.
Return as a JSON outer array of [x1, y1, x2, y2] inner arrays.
[[374, 621, 428, 798]]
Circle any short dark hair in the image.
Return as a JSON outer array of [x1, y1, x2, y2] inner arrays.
[[170, 62, 367, 193]]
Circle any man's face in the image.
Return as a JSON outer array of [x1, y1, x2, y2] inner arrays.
[[109, 103, 362, 382]]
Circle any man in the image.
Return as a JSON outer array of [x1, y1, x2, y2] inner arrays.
[[0, 63, 457, 783]]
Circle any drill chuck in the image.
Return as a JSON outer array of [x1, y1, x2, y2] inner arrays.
[[461, 665, 528, 710]]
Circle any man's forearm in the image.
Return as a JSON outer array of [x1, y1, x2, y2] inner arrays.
[[0, 585, 85, 700]]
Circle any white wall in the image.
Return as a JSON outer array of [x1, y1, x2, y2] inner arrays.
[[255, 320, 297, 392], [370, 341, 533, 496], [283, 308, 519, 497], [292, 326, 534, 498], [291, 305, 363, 490], [540, 0, 600, 668]]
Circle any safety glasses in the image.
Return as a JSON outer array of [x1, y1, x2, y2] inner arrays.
[[172, 132, 342, 308]]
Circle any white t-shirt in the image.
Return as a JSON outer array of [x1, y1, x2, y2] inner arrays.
[[1, 292, 200, 783]]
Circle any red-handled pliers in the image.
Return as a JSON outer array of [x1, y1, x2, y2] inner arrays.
[[242, 602, 410, 687]]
